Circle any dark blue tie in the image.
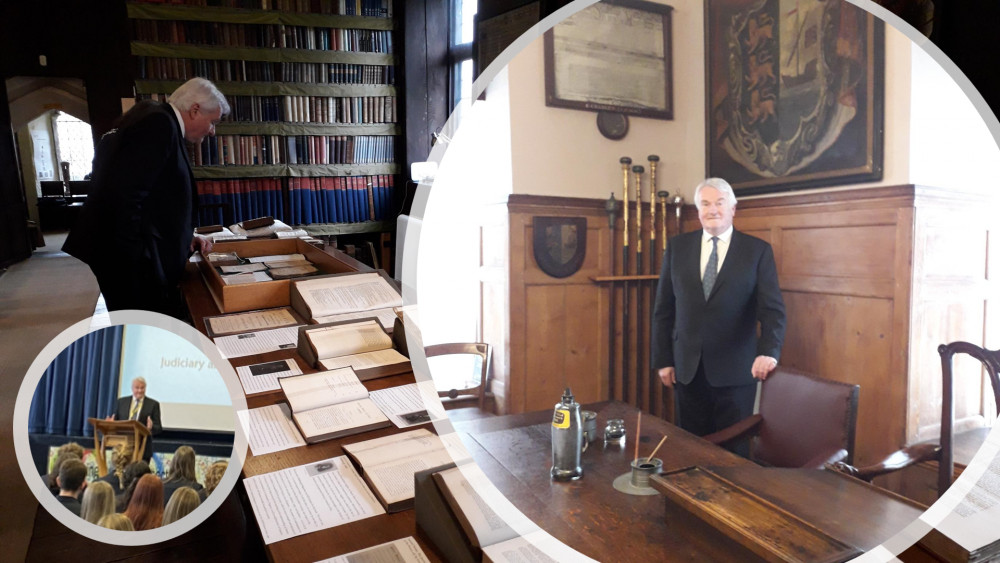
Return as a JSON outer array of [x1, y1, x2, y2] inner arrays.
[[703, 236, 719, 299]]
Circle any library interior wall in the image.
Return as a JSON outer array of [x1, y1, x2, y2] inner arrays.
[[505, 1, 998, 201]]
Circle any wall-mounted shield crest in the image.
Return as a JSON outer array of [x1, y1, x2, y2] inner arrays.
[[532, 216, 587, 278]]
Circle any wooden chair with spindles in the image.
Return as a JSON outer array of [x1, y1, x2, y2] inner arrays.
[[834, 341, 1000, 498], [425, 342, 494, 420]]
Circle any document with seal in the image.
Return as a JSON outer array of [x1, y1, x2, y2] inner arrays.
[[244, 456, 384, 544]]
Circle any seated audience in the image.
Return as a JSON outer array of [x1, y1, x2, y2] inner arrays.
[[55, 459, 88, 516], [95, 444, 130, 496], [44, 443, 84, 495], [80, 480, 115, 524], [97, 513, 134, 531], [163, 446, 205, 504], [162, 486, 201, 526], [122, 473, 164, 531], [116, 460, 151, 513], [203, 460, 228, 497]]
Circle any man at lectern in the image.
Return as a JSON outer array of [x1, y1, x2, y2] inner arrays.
[[108, 377, 162, 461]]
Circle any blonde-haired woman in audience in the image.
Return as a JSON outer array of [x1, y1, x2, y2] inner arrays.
[[162, 486, 201, 526], [97, 513, 134, 531], [162, 445, 205, 504], [80, 480, 115, 524], [203, 460, 228, 497], [122, 473, 164, 531]]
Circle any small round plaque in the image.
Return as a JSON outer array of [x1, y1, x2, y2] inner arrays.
[[596, 111, 629, 140]]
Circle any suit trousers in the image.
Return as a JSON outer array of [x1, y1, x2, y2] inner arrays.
[[675, 360, 757, 457], [90, 261, 187, 320]]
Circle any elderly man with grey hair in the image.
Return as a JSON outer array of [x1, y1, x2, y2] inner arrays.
[[64, 77, 230, 319], [651, 177, 786, 457], [107, 377, 162, 461]]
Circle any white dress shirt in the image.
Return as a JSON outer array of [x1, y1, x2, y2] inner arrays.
[[700, 226, 733, 281]]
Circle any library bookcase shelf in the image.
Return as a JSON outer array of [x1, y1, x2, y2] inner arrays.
[[214, 122, 400, 136], [135, 80, 395, 98], [192, 164, 399, 178], [127, 3, 394, 30], [131, 41, 395, 65], [127, 0, 401, 235]]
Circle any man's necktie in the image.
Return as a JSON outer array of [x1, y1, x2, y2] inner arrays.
[[703, 236, 719, 299], [129, 400, 140, 421]]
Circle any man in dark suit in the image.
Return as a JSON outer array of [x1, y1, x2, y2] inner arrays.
[[108, 377, 162, 462], [652, 178, 786, 454], [63, 77, 229, 319]]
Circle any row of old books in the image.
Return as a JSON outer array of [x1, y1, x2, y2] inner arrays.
[[136, 57, 395, 84], [133, 20, 393, 53], [131, 0, 392, 17], [271, 94, 397, 124], [287, 175, 393, 224], [196, 178, 284, 225], [191, 134, 395, 166], [195, 174, 392, 225], [138, 93, 397, 124]]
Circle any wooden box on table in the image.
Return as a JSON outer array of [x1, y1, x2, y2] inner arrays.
[[197, 238, 372, 313]]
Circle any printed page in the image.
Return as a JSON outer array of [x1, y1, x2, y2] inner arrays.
[[307, 321, 392, 360], [236, 358, 302, 395], [205, 307, 300, 337], [280, 367, 369, 413], [364, 448, 456, 505], [319, 348, 409, 372], [313, 307, 400, 331], [342, 429, 438, 468], [214, 326, 300, 358], [222, 270, 272, 285], [317, 537, 431, 563], [295, 272, 402, 317], [436, 465, 518, 548], [368, 382, 445, 428], [244, 456, 384, 544], [293, 398, 389, 440], [237, 403, 306, 456], [219, 263, 267, 274], [483, 531, 598, 563], [247, 252, 306, 263], [925, 426, 1000, 552]]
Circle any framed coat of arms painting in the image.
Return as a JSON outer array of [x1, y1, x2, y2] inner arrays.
[[705, 0, 885, 194]]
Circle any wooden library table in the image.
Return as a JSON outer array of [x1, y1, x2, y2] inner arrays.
[[181, 260, 447, 563], [453, 401, 928, 562]]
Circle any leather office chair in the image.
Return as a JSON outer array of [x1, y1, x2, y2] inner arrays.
[[425, 343, 494, 417], [835, 341, 1000, 498], [703, 367, 860, 468]]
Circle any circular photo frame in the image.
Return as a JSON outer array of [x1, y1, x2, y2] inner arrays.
[[13, 310, 248, 546]]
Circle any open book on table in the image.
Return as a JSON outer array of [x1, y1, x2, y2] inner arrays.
[[278, 367, 390, 443], [290, 270, 401, 321], [342, 428, 464, 512], [297, 318, 410, 379]]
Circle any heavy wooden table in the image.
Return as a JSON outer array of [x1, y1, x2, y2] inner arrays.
[[453, 401, 928, 562], [182, 258, 445, 562]]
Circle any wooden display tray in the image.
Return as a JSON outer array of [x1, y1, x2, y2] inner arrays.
[[198, 238, 371, 313], [651, 467, 862, 563]]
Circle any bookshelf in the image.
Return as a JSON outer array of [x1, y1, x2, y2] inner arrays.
[[126, 1, 401, 237]]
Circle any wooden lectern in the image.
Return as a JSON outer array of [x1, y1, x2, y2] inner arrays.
[[88, 418, 151, 477]]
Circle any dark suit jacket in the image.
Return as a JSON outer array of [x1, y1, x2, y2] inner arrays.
[[651, 229, 786, 387], [56, 495, 82, 517], [113, 396, 163, 461], [63, 100, 196, 291]]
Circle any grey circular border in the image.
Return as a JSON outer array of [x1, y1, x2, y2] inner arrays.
[[13, 310, 248, 546]]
